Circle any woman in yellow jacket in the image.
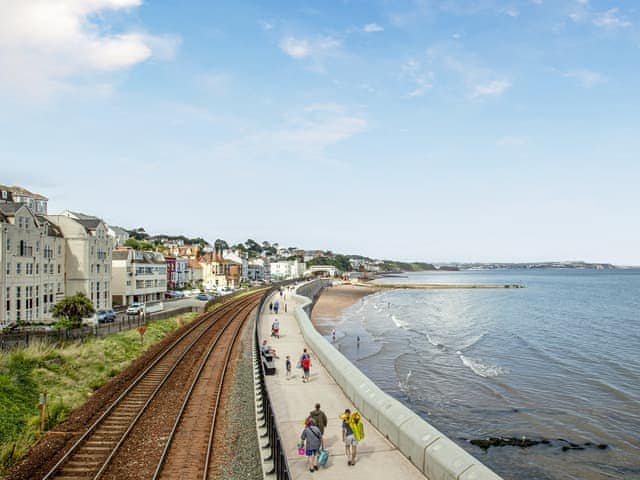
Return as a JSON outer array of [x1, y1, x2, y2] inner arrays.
[[340, 409, 364, 466]]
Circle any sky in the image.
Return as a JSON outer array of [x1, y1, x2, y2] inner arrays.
[[1, 0, 639, 264]]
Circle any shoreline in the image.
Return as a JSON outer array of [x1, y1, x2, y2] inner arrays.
[[310, 283, 379, 334]]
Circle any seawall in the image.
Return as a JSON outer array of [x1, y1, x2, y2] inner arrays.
[[293, 280, 503, 480]]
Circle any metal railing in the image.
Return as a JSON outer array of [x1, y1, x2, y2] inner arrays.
[[254, 285, 292, 480]]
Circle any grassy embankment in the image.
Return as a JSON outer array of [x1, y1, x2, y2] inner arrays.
[[0, 310, 199, 475]]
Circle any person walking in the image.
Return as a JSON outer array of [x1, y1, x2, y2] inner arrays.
[[269, 302, 273, 313], [274, 300, 279, 315], [341, 409, 364, 466], [309, 403, 328, 435], [301, 354, 311, 382], [300, 418, 323, 472], [331, 328, 336, 343], [285, 355, 292, 379]]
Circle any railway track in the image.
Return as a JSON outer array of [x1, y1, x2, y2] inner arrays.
[[42, 291, 264, 480]]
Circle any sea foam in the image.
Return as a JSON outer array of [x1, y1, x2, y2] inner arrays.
[[460, 354, 506, 378]]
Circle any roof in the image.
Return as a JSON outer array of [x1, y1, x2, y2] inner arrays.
[[36, 216, 64, 238], [188, 259, 203, 269], [75, 218, 103, 231], [0, 203, 24, 216], [112, 249, 130, 261], [65, 211, 99, 220], [110, 225, 129, 237], [0, 184, 48, 200]]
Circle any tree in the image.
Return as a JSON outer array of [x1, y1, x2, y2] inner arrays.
[[51, 292, 95, 329], [214, 239, 229, 251]]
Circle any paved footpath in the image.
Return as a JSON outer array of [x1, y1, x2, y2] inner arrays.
[[259, 289, 427, 480]]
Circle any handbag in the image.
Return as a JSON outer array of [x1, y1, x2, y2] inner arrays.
[[318, 448, 329, 466], [297, 442, 305, 456]]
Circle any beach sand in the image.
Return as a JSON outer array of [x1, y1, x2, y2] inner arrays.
[[310, 284, 379, 334]]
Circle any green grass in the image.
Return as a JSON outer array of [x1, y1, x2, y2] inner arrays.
[[0, 311, 198, 475]]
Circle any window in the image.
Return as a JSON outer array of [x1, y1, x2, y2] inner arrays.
[[35, 263, 39, 274], [6, 287, 9, 312], [57, 264, 61, 274], [91, 264, 94, 273], [5, 238, 9, 251], [16, 263, 21, 274], [57, 283, 62, 294], [6, 262, 9, 275], [96, 264, 100, 273], [57, 245, 61, 255]]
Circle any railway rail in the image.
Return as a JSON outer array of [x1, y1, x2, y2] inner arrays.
[[42, 291, 264, 480]]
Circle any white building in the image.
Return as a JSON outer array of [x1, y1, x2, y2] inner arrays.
[[270, 260, 306, 281], [47, 213, 114, 310], [0, 204, 66, 325], [111, 248, 166, 306]]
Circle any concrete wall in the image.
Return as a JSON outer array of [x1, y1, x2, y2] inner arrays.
[[294, 280, 503, 480]]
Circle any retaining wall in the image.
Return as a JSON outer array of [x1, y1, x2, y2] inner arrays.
[[293, 280, 503, 480]]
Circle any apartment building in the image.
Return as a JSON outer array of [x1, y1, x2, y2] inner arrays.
[[248, 257, 270, 283], [0, 184, 48, 214], [186, 259, 203, 289], [111, 247, 166, 306], [47, 213, 114, 310], [0, 203, 66, 325], [270, 259, 306, 281]]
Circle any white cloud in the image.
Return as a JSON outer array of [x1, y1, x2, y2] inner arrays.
[[196, 72, 233, 94], [470, 79, 511, 99], [0, 0, 179, 99], [402, 58, 433, 98], [363, 23, 384, 33], [279, 36, 340, 60], [593, 8, 631, 28], [563, 69, 605, 88], [259, 20, 274, 31], [214, 104, 366, 161]]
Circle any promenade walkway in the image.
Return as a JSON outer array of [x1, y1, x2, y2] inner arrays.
[[259, 289, 427, 480]]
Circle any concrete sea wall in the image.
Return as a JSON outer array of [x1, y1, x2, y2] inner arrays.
[[294, 280, 503, 480]]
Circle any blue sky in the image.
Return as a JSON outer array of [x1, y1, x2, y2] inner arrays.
[[1, 0, 639, 264]]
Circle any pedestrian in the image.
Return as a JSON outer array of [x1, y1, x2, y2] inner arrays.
[[309, 403, 328, 435], [285, 355, 292, 379], [274, 300, 279, 315], [300, 418, 323, 472], [284, 303, 288, 313], [341, 409, 364, 466], [300, 349, 311, 382], [269, 302, 273, 313], [356, 335, 360, 348], [331, 328, 336, 343], [271, 318, 280, 338]]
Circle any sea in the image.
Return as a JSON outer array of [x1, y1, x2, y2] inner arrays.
[[329, 270, 640, 480]]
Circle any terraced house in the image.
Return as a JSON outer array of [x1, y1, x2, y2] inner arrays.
[[0, 203, 66, 326], [46, 212, 114, 311]]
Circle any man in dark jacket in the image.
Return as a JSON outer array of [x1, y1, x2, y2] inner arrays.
[[309, 403, 328, 434]]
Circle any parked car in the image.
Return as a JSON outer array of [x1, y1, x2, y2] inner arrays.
[[173, 290, 185, 298], [126, 303, 145, 315], [105, 309, 117, 322], [96, 310, 109, 324], [164, 291, 177, 299], [196, 293, 211, 301]]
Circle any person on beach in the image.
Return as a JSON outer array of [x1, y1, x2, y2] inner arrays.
[[309, 403, 328, 434], [285, 355, 292, 379], [332, 328, 336, 343], [341, 409, 364, 466], [356, 336, 360, 348], [300, 418, 323, 472]]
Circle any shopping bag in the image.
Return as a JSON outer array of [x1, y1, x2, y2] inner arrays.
[[318, 448, 329, 466]]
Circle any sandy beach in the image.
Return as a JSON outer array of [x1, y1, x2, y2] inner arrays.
[[310, 283, 379, 334]]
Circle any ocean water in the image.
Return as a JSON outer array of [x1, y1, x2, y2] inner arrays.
[[330, 270, 640, 480]]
